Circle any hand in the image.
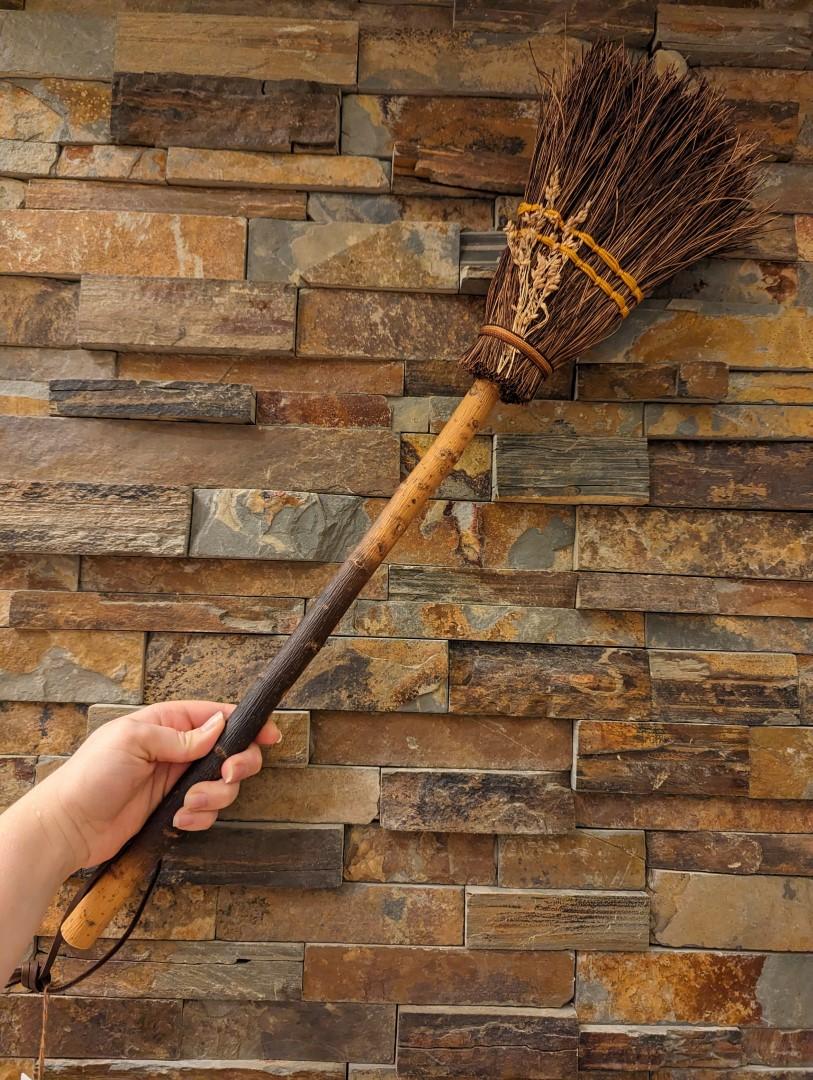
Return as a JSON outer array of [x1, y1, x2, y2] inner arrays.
[[30, 700, 281, 875]]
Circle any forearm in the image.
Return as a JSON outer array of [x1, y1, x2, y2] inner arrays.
[[0, 789, 73, 987]]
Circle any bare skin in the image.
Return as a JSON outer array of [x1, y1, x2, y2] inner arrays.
[[0, 700, 280, 986]]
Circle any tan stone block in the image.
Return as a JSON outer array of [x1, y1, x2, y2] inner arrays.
[[0, 628, 143, 703], [42, 880, 216, 940], [577, 506, 813, 580], [0, 481, 191, 556], [750, 728, 813, 799], [115, 14, 358, 86], [219, 764, 379, 824], [647, 830, 813, 877], [0, 138, 57, 177], [466, 887, 650, 951], [577, 361, 728, 403], [0, 78, 110, 143], [358, 29, 582, 95], [429, 397, 643, 436], [0, 211, 245, 279], [55, 144, 166, 182], [80, 555, 387, 601], [303, 943, 574, 1006], [312, 711, 571, 770], [579, 1025, 744, 1071], [167, 146, 389, 192], [249, 220, 460, 292], [27, 178, 307, 219], [576, 793, 813, 833], [0, 754, 34, 810], [79, 276, 294, 356], [0, 276, 78, 348], [380, 769, 574, 835], [218, 882, 464, 945], [0, 553, 77, 590], [344, 824, 496, 885], [576, 950, 813, 1026], [650, 869, 813, 951], [498, 830, 646, 891], [0, 12, 114, 79], [0, 700, 85, 754]]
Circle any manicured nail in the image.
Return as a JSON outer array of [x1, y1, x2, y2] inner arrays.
[[202, 711, 224, 732]]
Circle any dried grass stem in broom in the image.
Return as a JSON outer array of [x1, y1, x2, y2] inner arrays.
[[59, 41, 767, 952]]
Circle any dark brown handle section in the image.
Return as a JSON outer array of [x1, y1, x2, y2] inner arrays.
[[61, 377, 501, 949]]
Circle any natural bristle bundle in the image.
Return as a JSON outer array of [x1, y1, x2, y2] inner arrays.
[[461, 42, 769, 403]]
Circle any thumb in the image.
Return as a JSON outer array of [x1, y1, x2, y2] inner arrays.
[[133, 711, 226, 764]]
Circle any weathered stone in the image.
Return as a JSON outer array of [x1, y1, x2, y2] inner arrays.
[[0, 997, 180, 1058], [649, 442, 813, 510], [309, 190, 493, 229], [0, 346, 113, 380], [575, 720, 750, 797], [112, 72, 339, 153], [498, 829, 646, 891], [494, 435, 650, 504], [585, 305, 813, 371], [343, 94, 537, 159], [343, 824, 496, 885], [256, 391, 390, 428], [579, 1026, 745, 1070], [80, 555, 387, 601], [9, 590, 303, 635], [119, 352, 403, 397], [466, 887, 649, 951], [219, 764, 380, 824], [218, 882, 464, 945], [167, 146, 389, 192], [0, 481, 191, 556], [742, 1028, 813, 1066], [350, 599, 643, 647], [42, 880, 216, 940], [649, 650, 800, 725], [303, 944, 574, 1006], [0, 553, 77, 590], [55, 144, 166, 182], [26, 178, 307, 219], [397, 1005, 578, 1080], [577, 361, 729, 402], [249, 220, 459, 292], [400, 432, 491, 500], [647, 831, 813, 878], [578, 572, 813, 621], [389, 565, 576, 607], [180, 1000, 395, 1063], [650, 869, 813, 951], [0, 628, 143, 703], [0, 138, 57, 177], [0, 211, 244, 279], [1, 417, 397, 495], [578, 952, 813, 1027], [49, 379, 256, 424], [0, 13, 114, 79], [79, 276, 295, 356], [358, 29, 581, 95], [646, 404, 813, 441], [429, 397, 644, 436], [654, 7, 811, 68], [449, 641, 651, 719], [647, 613, 813, 654], [576, 793, 813, 834], [380, 769, 574, 835], [297, 287, 482, 365], [0, 754, 34, 810], [0, 77, 109, 143], [311, 711, 571, 770], [577, 506, 813, 580], [750, 728, 813, 799], [116, 14, 359, 86]]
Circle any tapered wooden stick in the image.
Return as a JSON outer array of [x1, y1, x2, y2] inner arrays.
[[61, 377, 501, 950]]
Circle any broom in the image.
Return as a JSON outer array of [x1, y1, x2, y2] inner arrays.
[[57, 42, 766, 952]]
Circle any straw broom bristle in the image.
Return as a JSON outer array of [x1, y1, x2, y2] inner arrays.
[[460, 42, 769, 403]]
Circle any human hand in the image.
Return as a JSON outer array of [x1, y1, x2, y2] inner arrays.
[[29, 700, 281, 875]]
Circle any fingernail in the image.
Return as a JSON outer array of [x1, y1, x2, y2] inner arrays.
[[202, 711, 224, 733]]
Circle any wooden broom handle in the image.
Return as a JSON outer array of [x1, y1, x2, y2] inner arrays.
[[61, 377, 501, 950]]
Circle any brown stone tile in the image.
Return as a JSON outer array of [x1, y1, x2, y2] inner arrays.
[[498, 830, 646, 891], [303, 943, 574, 1006], [750, 727, 813, 799], [344, 825, 496, 886]]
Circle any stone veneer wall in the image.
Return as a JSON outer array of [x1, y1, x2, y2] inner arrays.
[[0, 2, 812, 1078]]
